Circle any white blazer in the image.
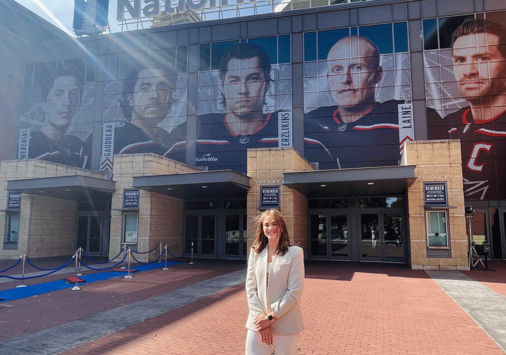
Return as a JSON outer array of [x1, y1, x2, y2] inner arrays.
[[245, 245, 305, 335]]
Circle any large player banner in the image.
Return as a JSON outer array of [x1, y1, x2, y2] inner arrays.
[[17, 59, 94, 168], [194, 37, 293, 174], [101, 48, 188, 168], [16, 47, 188, 170], [425, 12, 506, 201], [303, 23, 413, 170]]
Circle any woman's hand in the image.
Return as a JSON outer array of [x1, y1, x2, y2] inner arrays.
[[254, 313, 277, 331], [259, 327, 273, 345]]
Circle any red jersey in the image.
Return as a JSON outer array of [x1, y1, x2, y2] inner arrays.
[[435, 107, 506, 201]]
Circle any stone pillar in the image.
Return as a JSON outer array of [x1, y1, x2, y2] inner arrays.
[[110, 154, 198, 262], [246, 148, 313, 258], [403, 140, 467, 270]]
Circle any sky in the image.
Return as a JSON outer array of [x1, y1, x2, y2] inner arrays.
[[15, 0, 122, 36], [14, 0, 282, 37]]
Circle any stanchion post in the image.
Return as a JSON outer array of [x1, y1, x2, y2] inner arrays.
[[77, 247, 83, 276], [163, 244, 169, 270], [16, 253, 28, 288], [190, 242, 194, 265], [158, 241, 162, 263], [121, 243, 127, 269], [467, 218, 473, 270], [71, 253, 81, 291], [124, 248, 133, 279]]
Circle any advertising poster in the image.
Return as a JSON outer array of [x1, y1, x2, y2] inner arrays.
[[303, 24, 413, 170], [425, 13, 506, 201], [102, 47, 188, 165], [17, 58, 94, 169], [192, 36, 292, 174]]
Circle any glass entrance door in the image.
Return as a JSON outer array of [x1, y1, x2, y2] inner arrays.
[[310, 214, 349, 260], [77, 213, 102, 255], [383, 213, 404, 261], [470, 210, 489, 256], [184, 214, 217, 257], [224, 214, 247, 259], [360, 214, 381, 259], [360, 213, 405, 262]]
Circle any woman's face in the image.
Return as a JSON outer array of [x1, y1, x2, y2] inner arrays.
[[262, 215, 280, 241]]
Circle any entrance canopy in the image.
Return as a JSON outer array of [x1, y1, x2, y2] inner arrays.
[[284, 165, 417, 198], [133, 170, 250, 199], [7, 175, 116, 202]]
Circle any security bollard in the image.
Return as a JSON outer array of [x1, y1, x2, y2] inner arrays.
[[16, 253, 28, 288], [163, 244, 170, 270], [77, 247, 83, 276], [190, 242, 194, 265], [121, 244, 128, 269], [71, 253, 81, 291], [124, 248, 133, 279]]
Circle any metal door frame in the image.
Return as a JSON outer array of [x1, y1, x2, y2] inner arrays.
[[357, 211, 406, 263], [308, 211, 352, 261], [220, 211, 247, 260], [76, 212, 108, 256], [308, 208, 406, 263], [184, 213, 218, 257]]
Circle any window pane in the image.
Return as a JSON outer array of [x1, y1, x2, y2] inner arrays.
[[248, 37, 278, 65], [279, 35, 291, 64], [427, 211, 448, 247], [438, 16, 473, 49], [200, 43, 211, 71], [6, 213, 20, 242], [124, 213, 138, 244], [317, 29, 349, 60], [359, 24, 393, 54], [394, 22, 408, 53], [423, 19, 438, 50], [304, 32, 317, 62]]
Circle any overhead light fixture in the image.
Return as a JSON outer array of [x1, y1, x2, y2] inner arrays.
[[320, 184, 327, 187], [167, 187, 172, 191], [65, 189, 72, 192], [367, 182, 374, 185], [39, 190, 45, 193], [202, 185, 208, 189]]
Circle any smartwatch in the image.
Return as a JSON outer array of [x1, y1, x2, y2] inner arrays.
[[267, 314, 274, 321]]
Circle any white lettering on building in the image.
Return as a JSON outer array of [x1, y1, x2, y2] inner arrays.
[[278, 111, 292, 148], [18, 129, 30, 159], [117, 0, 273, 21]]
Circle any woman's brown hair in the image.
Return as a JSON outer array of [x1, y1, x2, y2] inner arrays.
[[252, 209, 290, 255]]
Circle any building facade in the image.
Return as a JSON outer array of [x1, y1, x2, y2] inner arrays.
[[1, 0, 505, 269]]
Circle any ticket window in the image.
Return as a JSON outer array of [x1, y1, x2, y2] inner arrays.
[[426, 211, 449, 248], [4, 213, 20, 250], [123, 212, 138, 245]]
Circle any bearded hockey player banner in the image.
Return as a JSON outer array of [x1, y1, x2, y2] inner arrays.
[[102, 47, 188, 166], [303, 23, 413, 171], [425, 12, 506, 201]]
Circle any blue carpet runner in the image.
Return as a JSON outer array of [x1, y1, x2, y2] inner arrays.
[[0, 261, 182, 303]]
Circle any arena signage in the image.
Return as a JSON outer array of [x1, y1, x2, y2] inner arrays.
[[116, 0, 269, 20]]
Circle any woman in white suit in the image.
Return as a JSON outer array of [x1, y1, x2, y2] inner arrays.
[[245, 209, 305, 355]]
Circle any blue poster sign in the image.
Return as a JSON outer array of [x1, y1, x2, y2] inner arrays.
[[8, 192, 22, 210], [424, 182, 447, 206], [260, 186, 280, 209], [123, 189, 140, 209]]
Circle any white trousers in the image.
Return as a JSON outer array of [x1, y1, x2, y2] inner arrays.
[[245, 329, 299, 355]]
